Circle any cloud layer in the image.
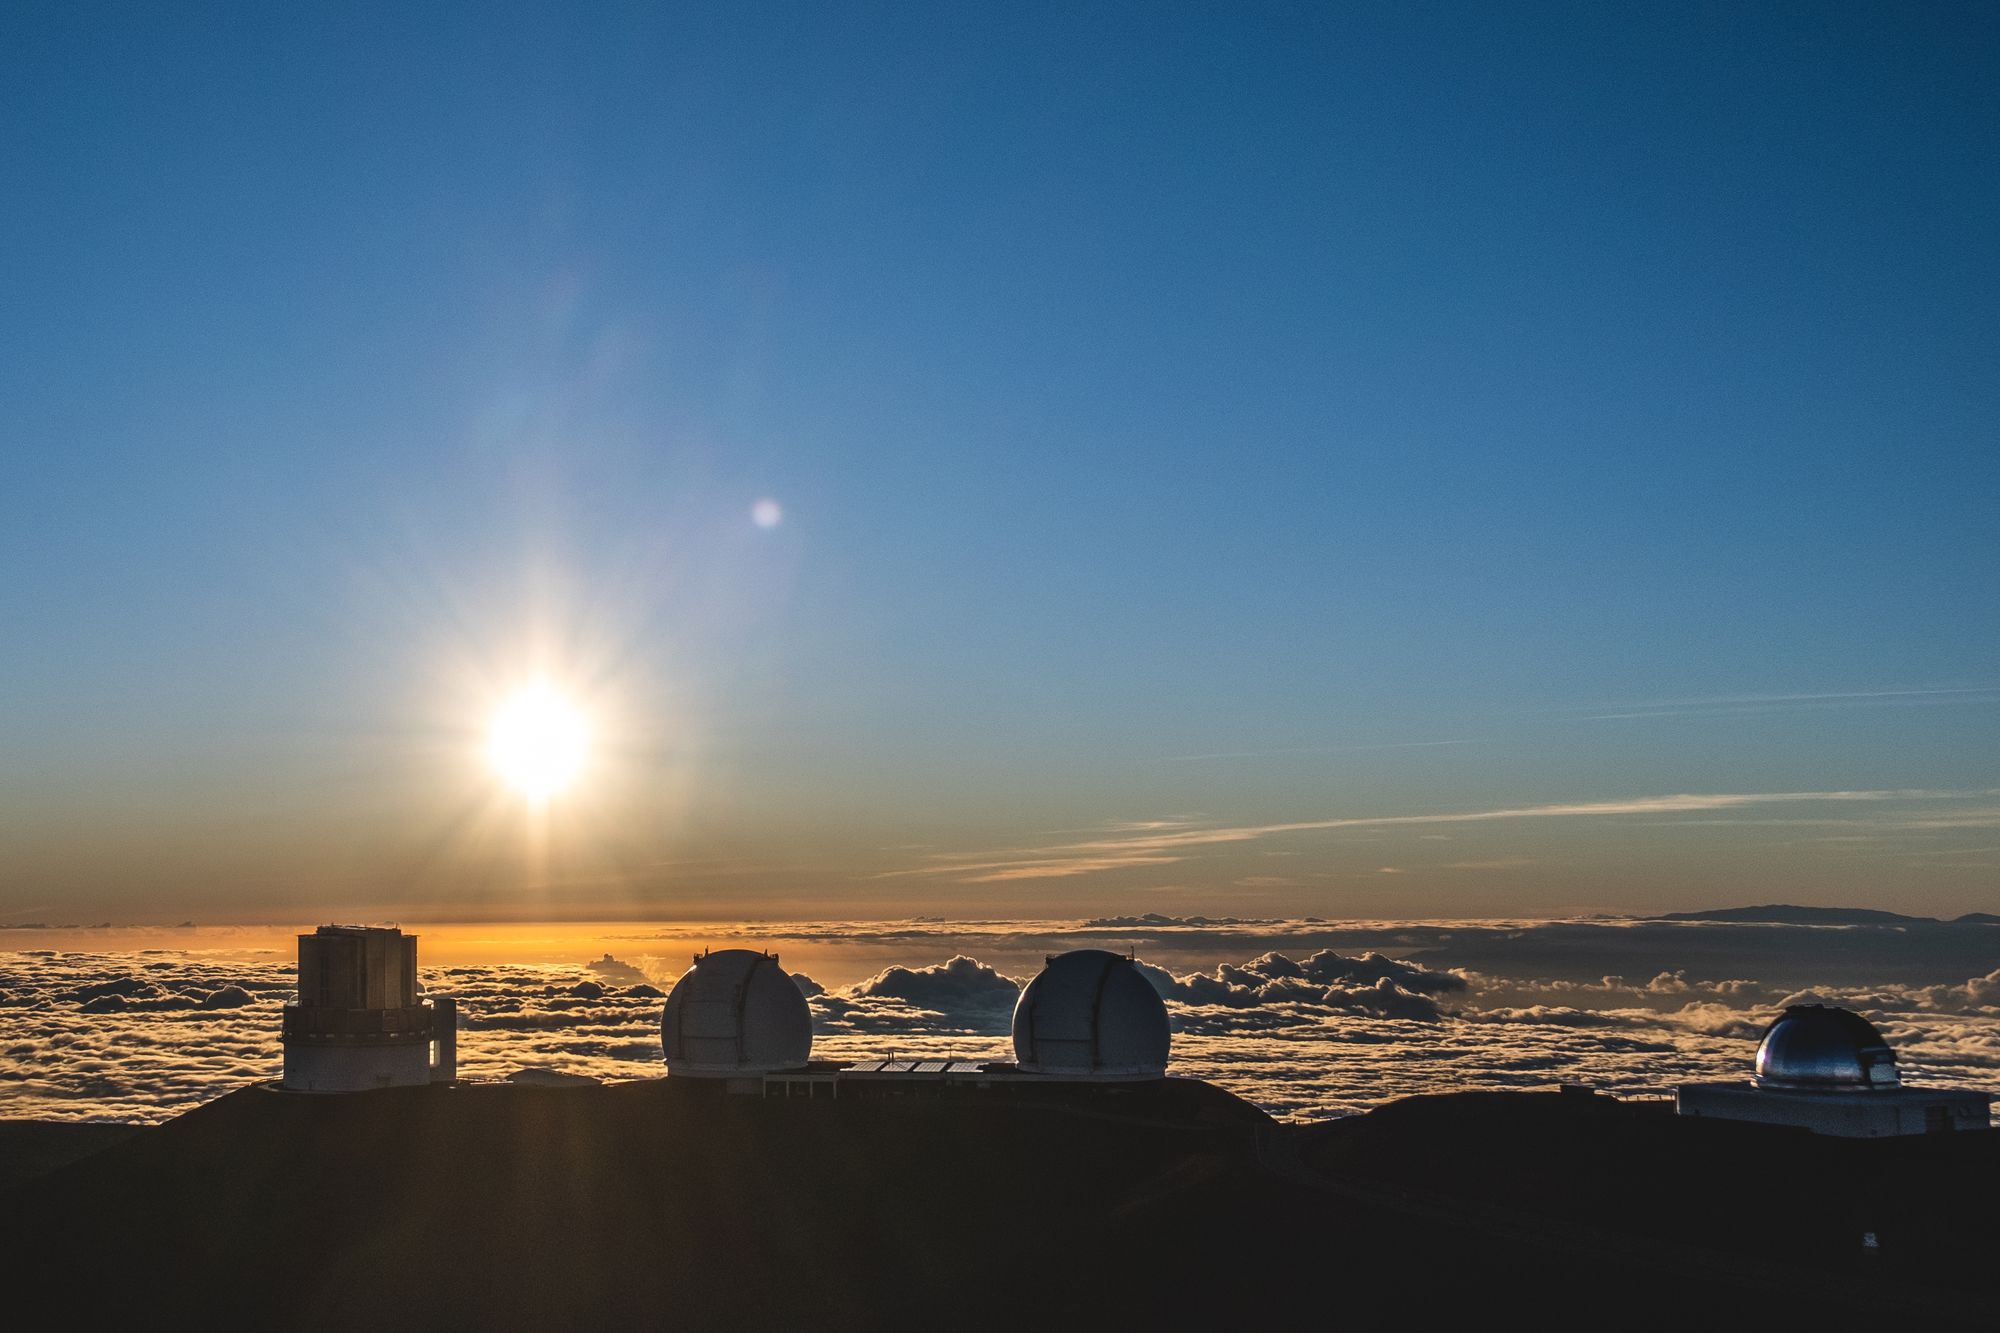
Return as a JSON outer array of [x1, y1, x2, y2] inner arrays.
[[5, 915, 1997, 1122]]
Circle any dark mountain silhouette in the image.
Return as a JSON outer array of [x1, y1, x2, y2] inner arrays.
[[1660, 904, 1934, 925], [2, 1079, 1993, 1327], [1954, 912, 2000, 925]]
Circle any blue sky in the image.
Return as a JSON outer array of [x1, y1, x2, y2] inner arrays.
[[2, 3, 1996, 921]]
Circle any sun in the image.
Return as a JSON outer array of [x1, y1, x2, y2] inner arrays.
[[487, 685, 589, 801]]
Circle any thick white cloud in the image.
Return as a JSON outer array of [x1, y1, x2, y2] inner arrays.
[[583, 954, 652, 987], [812, 956, 1023, 1036], [1138, 949, 1466, 1025]]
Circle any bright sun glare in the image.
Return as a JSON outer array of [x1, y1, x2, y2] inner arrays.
[[487, 686, 589, 802]]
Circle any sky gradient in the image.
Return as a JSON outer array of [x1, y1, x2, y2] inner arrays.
[[3, 3, 1997, 923]]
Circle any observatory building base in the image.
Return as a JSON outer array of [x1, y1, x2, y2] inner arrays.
[[282, 1040, 435, 1093], [1676, 1083, 1991, 1138]]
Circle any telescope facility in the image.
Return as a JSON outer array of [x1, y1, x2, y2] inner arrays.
[[1011, 949, 1171, 1080], [281, 925, 456, 1092], [1678, 1004, 1990, 1137], [661, 948, 814, 1085]]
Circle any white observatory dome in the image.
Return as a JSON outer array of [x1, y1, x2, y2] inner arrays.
[[1754, 1004, 1901, 1091], [661, 949, 813, 1077], [1012, 949, 1170, 1080]]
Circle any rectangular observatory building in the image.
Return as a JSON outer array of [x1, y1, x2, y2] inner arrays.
[[281, 926, 456, 1092]]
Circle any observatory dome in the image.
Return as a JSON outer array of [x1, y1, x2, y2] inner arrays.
[[1754, 1004, 1901, 1091], [1012, 949, 1170, 1080], [661, 949, 813, 1077]]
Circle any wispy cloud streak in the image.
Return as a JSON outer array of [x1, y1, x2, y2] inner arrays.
[[1160, 739, 1486, 762], [1578, 685, 2000, 722], [883, 790, 1981, 883]]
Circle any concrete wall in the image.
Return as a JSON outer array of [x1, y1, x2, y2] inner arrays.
[[282, 1039, 432, 1093]]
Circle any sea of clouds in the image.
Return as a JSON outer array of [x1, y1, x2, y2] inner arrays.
[[4, 915, 1996, 1122]]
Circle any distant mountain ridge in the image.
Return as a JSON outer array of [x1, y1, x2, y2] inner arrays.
[[1659, 904, 2000, 926]]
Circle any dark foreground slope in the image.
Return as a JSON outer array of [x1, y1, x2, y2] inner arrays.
[[1297, 1089, 1998, 1310], [3, 1080, 1994, 1329], [0, 1120, 146, 1191]]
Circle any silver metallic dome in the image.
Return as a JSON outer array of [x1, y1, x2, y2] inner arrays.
[[1012, 949, 1170, 1080], [661, 949, 813, 1076], [1753, 1004, 1900, 1091]]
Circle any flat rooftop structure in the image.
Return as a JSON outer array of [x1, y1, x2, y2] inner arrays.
[[756, 1059, 1187, 1100], [759, 1059, 1006, 1099], [838, 1059, 995, 1077]]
